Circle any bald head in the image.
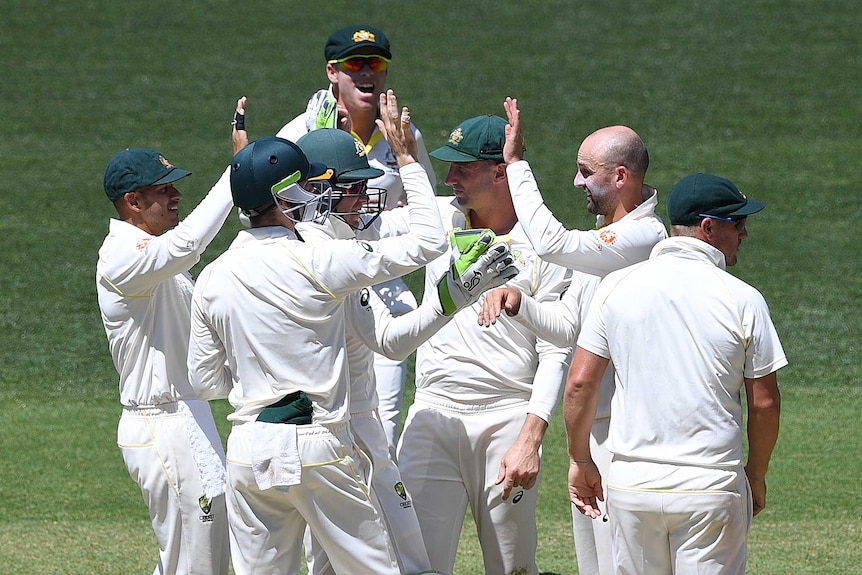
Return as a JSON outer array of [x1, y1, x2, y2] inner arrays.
[[581, 126, 649, 178]]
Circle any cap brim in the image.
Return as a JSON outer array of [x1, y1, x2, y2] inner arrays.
[[338, 166, 385, 182], [341, 46, 392, 60], [729, 199, 766, 217], [429, 146, 480, 163], [307, 161, 331, 180], [152, 168, 192, 186]]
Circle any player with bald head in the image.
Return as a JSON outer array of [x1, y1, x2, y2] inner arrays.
[[480, 99, 667, 575]]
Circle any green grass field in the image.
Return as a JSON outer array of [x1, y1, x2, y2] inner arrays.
[[1, 1, 860, 573]]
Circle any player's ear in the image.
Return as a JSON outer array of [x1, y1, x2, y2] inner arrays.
[[124, 191, 142, 211], [326, 64, 339, 84], [614, 165, 628, 188], [698, 217, 714, 239], [493, 161, 508, 182]]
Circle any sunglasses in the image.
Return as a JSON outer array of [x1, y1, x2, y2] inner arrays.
[[333, 181, 368, 196], [329, 55, 389, 73]]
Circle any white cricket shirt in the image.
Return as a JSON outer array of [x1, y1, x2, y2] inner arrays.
[[96, 167, 233, 407], [188, 163, 445, 424], [578, 236, 788, 487]]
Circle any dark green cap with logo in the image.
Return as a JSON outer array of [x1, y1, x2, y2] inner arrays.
[[325, 24, 392, 61], [667, 173, 765, 225], [297, 129, 384, 182], [430, 115, 509, 163], [103, 148, 191, 201]]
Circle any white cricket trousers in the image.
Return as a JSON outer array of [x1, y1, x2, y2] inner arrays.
[[225, 420, 399, 575], [607, 474, 752, 575], [306, 409, 433, 575], [398, 395, 540, 575], [372, 277, 417, 452], [572, 417, 614, 575], [117, 400, 229, 575]]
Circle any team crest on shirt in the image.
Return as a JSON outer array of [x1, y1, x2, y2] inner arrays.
[[353, 30, 376, 43], [394, 482, 412, 508], [598, 229, 618, 245], [198, 495, 215, 522], [359, 241, 374, 252], [136, 237, 152, 251], [359, 287, 371, 307], [448, 128, 464, 146]]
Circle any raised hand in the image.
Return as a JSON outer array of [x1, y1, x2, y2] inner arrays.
[[375, 89, 417, 167], [232, 96, 249, 155], [502, 96, 525, 164]]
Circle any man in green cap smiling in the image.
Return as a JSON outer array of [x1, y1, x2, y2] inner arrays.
[[277, 24, 438, 454], [96, 97, 249, 575], [565, 173, 785, 574], [395, 113, 586, 575]]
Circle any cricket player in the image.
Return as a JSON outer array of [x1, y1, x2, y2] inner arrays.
[[186, 91, 452, 574], [96, 98, 248, 575], [292, 127, 517, 575], [478, 98, 668, 575], [277, 24, 437, 452], [566, 173, 785, 574], [394, 113, 579, 575]]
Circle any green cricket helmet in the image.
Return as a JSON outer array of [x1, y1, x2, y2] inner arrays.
[[296, 129, 387, 230], [230, 136, 332, 223]]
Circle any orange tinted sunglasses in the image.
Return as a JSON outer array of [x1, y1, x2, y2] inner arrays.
[[328, 55, 390, 73]]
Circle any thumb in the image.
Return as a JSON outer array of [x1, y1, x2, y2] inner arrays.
[[495, 461, 507, 486]]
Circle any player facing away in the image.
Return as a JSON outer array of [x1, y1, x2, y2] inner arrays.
[[566, 173, 785, 575], [479, 97, 668, 575], [395, 113, 577, 575], [277, 24, 437, 453], [187, 91, 448, 575], [292, 127, 516, 575], [95, 98, 248, 575]]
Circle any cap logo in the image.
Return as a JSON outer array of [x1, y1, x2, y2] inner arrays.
[[352, 30, 376, 44], [158, 155, 173, 170], [354, 139, 367, 158], [448, 127, 464, 147]]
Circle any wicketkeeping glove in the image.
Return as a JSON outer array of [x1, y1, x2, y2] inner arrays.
[[304, 89, 338, 131], [435, 230, 520, 316]]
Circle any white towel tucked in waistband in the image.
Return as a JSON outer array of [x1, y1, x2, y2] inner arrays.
[[179, 400, 227, 501], [251, 421, 301, 492]]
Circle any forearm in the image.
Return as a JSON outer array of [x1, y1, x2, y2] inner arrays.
[[745, 384, 781, 478], [516, 413, 549, 453], [563, 347, 606, 461], [172, 166, 234, 254], [401, 163, 446, 258], [528, 355, 569, 423], [514, 295, 578, 347]]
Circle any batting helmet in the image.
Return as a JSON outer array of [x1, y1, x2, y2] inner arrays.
[[230, 137, 329, 217], [296, 129, 387, 230]]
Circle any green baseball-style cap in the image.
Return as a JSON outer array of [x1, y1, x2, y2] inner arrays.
[[325, 24, 392, 61], [667, 173, 765, 225], [430, 115, 508, 163], [103, 148, 191, 201], [296, 129, 384, 182]]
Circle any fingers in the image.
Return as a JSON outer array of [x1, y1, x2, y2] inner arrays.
[[236, 96, 247, 116], [571, 495, 603, 519], [504, 97, 519, 126], [495, 463, 513, 500], [478, 288, 507, 327]]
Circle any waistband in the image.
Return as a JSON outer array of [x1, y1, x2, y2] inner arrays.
[[121, 401, 181, 416], [413, 390, 529, 414]]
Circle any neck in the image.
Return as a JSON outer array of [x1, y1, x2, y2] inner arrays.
[[468, 206, 518, 236], [349, 109, 378, 144], [607, 181, 645, 224]]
